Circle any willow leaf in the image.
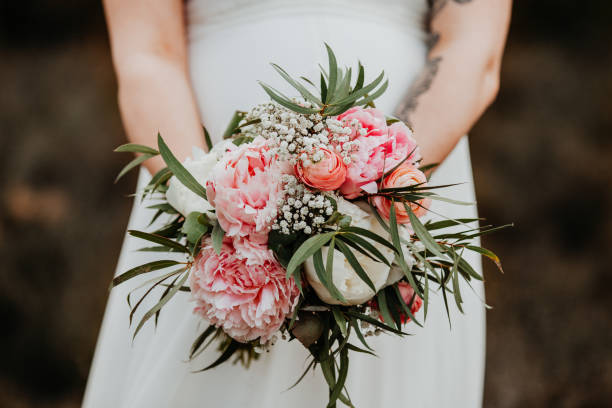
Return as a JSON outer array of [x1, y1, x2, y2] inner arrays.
[[335, 239, 375, 292], [406, 206, 445, 258], [115, 143, 159, 155], [158, 134, 207, 200], [313, 246, 345, 302], [324, 43, 338, 103], [270, 63, 322, 106], [112, 260, 181, 287], [133, 271, 189, 339], [189, 325, 217, 360], [115, 154, 154, 183], [286, 232, 335, 279], [128, 230, 189, 253], [331, 308, 348, 337], [211, 222, 225, 255]]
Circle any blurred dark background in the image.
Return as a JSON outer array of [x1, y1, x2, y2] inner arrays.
[[1, 1, 611, 407]]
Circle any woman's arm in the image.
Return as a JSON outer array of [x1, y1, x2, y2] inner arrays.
[[104, 0, 205, 174], [395, 0, 512, 166]]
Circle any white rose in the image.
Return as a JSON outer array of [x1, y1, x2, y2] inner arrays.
[[304, 198, 395, 305], [165, 143, 234, 217]]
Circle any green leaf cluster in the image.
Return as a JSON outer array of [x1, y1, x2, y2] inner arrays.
[[259, 43, 388, 117]]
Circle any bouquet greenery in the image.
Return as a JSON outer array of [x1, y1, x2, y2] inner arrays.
[[113, 44, 508, 407]]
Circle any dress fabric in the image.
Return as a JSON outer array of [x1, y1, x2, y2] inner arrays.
[[83, 1, 485, 407]]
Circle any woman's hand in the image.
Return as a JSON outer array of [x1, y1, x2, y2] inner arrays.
[[104, 0, 206, 175], [395, 0, 512, 166]]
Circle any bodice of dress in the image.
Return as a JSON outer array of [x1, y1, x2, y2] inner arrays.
[[185, 0, 430, 141], [187, 0, 428, 31]]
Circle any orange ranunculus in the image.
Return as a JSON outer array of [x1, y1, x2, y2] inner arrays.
[[373, 163, 430, 223], [295, 147, 347, 191]]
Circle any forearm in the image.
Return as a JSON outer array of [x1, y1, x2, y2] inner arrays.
[[399, 41, 500, 165], [395, 0, 511, 166], [116, 56, 205, 174], [103, 0, 204, 175]]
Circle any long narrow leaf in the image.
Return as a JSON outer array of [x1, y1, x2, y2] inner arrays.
[[115, 143, 159, 155], [335, 239, 376, 292], [112, 260, 181, 287], [158, 134, 208, 200], [128, 230, 189, 253], [286, 232, 335, 278], [133, 271, 189, 339], [115, 154, 154, 183]]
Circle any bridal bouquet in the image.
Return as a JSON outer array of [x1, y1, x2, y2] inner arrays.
[[114, 45, 506, 407]]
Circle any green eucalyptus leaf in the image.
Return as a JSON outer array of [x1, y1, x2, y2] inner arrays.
[[335, 239, 376, 292], [189, 325, 217, 360], [259, 82, 320, 114], [115, 153, 154, 183], [222, 111, 246, 139], [128, 230, 189, 253], [270, 63, 322, 106], [133, 271, 189, 339], [406, 206, 446, 258], [182, 212, 210, 244], [114, 143, 159, 155], [112, 260, 181, 287], [313, 245, 346, 302], [203, 126, 213, 150], [286, 232, 335, 279], [196, 339, 240, 372], [324, 43, 338, 103], [211, 222, 225, 255], [465, 245, 503, 273], [158, 134, 208, 200], [331, 308, 348, 337]]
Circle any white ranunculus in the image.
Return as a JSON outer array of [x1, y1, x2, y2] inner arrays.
[[165, 144, 233, 217], [304, 197, 396, 305]]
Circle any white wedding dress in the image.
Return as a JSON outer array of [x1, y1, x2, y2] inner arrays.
[[83, 0, 485, 407]]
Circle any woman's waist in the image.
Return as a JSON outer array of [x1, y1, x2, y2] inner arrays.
[[186, 0, 428, 39]]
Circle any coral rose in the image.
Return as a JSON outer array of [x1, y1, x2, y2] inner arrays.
[[372, 163, 431, 223], [190, 238, 299, 343], [295, 147, 347, 191], [206, 136, 285, 243]]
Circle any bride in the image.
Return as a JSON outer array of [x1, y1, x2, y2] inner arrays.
[[84, 1, 511, 407]]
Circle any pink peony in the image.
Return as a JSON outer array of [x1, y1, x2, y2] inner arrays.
[[381, 122, 421, 172], [190, 239, 299, 343], [335, 107, 423, 198], [336, 107, 389, 198], [372, 163, 431, 223], [206, 137, 285, 243], [337, 106, 388, 139], [295, 147, 347, 191]]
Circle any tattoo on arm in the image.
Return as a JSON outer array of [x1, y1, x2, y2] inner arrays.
[[395, 0, 474, 124]]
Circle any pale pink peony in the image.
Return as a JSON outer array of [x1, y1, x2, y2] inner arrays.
[[190, 239, 299, 343], [337, 106, 388, 139], [336, 108, 423, 198], [336, 107, 388, 198], [295, 147, 347, 191], [206, 137, 285, 243], [372, 163, 431, 223], [381, 122, 421, 172]]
